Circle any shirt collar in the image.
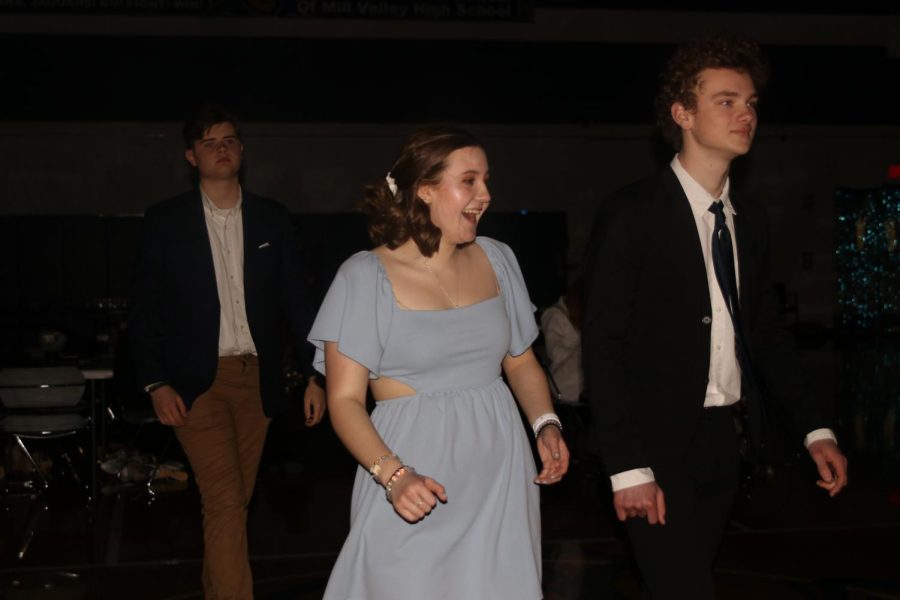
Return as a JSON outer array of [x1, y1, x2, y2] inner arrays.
[[669, 155, 736, 218], [201, 186, 243, 217]]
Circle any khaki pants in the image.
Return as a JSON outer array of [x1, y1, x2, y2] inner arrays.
[[175, 355, 270, 600]]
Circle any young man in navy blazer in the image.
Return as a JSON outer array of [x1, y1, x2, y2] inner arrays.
[[129, 105, 326, 600], [583, 36, 848, 598]]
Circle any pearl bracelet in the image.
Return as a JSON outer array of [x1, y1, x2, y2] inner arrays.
[[532, 413, 563, 437], [368, 453, 398, 480], [385, 465, 415, 504]]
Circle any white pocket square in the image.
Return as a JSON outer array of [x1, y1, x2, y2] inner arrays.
[[258, 242, 271, 249]]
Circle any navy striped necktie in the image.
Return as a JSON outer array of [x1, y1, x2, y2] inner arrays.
[[708, 200, 753, 376]]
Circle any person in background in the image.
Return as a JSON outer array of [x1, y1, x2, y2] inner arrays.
[[129, 104, 325, 600], [541, 278, 584, 403]]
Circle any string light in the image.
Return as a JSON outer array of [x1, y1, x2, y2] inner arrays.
[[836, 186, 900, 331]]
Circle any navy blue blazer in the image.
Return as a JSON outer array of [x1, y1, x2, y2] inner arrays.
[[128, 189, 313, 417]]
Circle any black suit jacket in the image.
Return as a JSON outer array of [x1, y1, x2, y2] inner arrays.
[[128, 189, 313, 417], [583, 167, 830, 476]]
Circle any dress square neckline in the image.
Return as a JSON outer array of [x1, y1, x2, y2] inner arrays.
[[371, 238, 502, 314]]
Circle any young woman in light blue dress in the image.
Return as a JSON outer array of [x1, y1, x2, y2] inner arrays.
[[308, 126, 569, 600]]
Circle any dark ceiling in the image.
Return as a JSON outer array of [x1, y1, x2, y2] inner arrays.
[[535, 2, 895, 13], [3, 13, 897, 124]]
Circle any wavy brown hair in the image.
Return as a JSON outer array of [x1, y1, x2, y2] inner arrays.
[[360, 125, 484, 257], [655, 34, 769, 150]]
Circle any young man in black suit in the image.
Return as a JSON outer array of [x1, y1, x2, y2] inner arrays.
[[129, 105, 326, 599], [583, 36, 848, 598]]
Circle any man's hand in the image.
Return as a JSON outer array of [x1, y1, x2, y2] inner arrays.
[[304, 376, 326, 427], [808, 439, 848, 497], [150, 385, 188, 427], [613, 481, 667, 525]]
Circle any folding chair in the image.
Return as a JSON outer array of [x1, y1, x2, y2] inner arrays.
[[0, 367, 91, 558]]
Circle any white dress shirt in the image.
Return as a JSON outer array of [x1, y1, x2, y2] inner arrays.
[[610, 157, 836, 492], [201, 188, 257, 357], [673, 155, 743, 409]]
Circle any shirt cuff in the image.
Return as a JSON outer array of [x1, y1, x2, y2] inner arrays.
[[143, 381, 167, 394], [804, 428, 837, 448], [610, 467, 655, 492]]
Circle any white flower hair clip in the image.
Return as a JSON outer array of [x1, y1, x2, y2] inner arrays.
[[385, 172, 398, 197]]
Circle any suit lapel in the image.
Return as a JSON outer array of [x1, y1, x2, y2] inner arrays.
[[661, 169, 712, 314], [731, 193, 754, 315], [241, 191, 260, 296], [188, 189, 218, 294], [241, 191, 258, 245]]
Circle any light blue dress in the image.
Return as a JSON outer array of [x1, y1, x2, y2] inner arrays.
[[308, 237, 542, 600]]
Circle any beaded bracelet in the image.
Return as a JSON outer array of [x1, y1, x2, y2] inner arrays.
[[384, 465, 415, 504], [532, 413, 563, 437], [368, 453, 398, 480]]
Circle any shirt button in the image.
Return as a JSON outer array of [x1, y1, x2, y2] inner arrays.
[[701, 316, 712, 325]]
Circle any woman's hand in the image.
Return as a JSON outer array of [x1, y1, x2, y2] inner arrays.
[[534, 425, 570, 485], [388, 471, 448, 523]]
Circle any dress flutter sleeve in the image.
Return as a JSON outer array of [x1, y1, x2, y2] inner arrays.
[[478, 237, 539, 357], [307, 252, 394, 378]]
